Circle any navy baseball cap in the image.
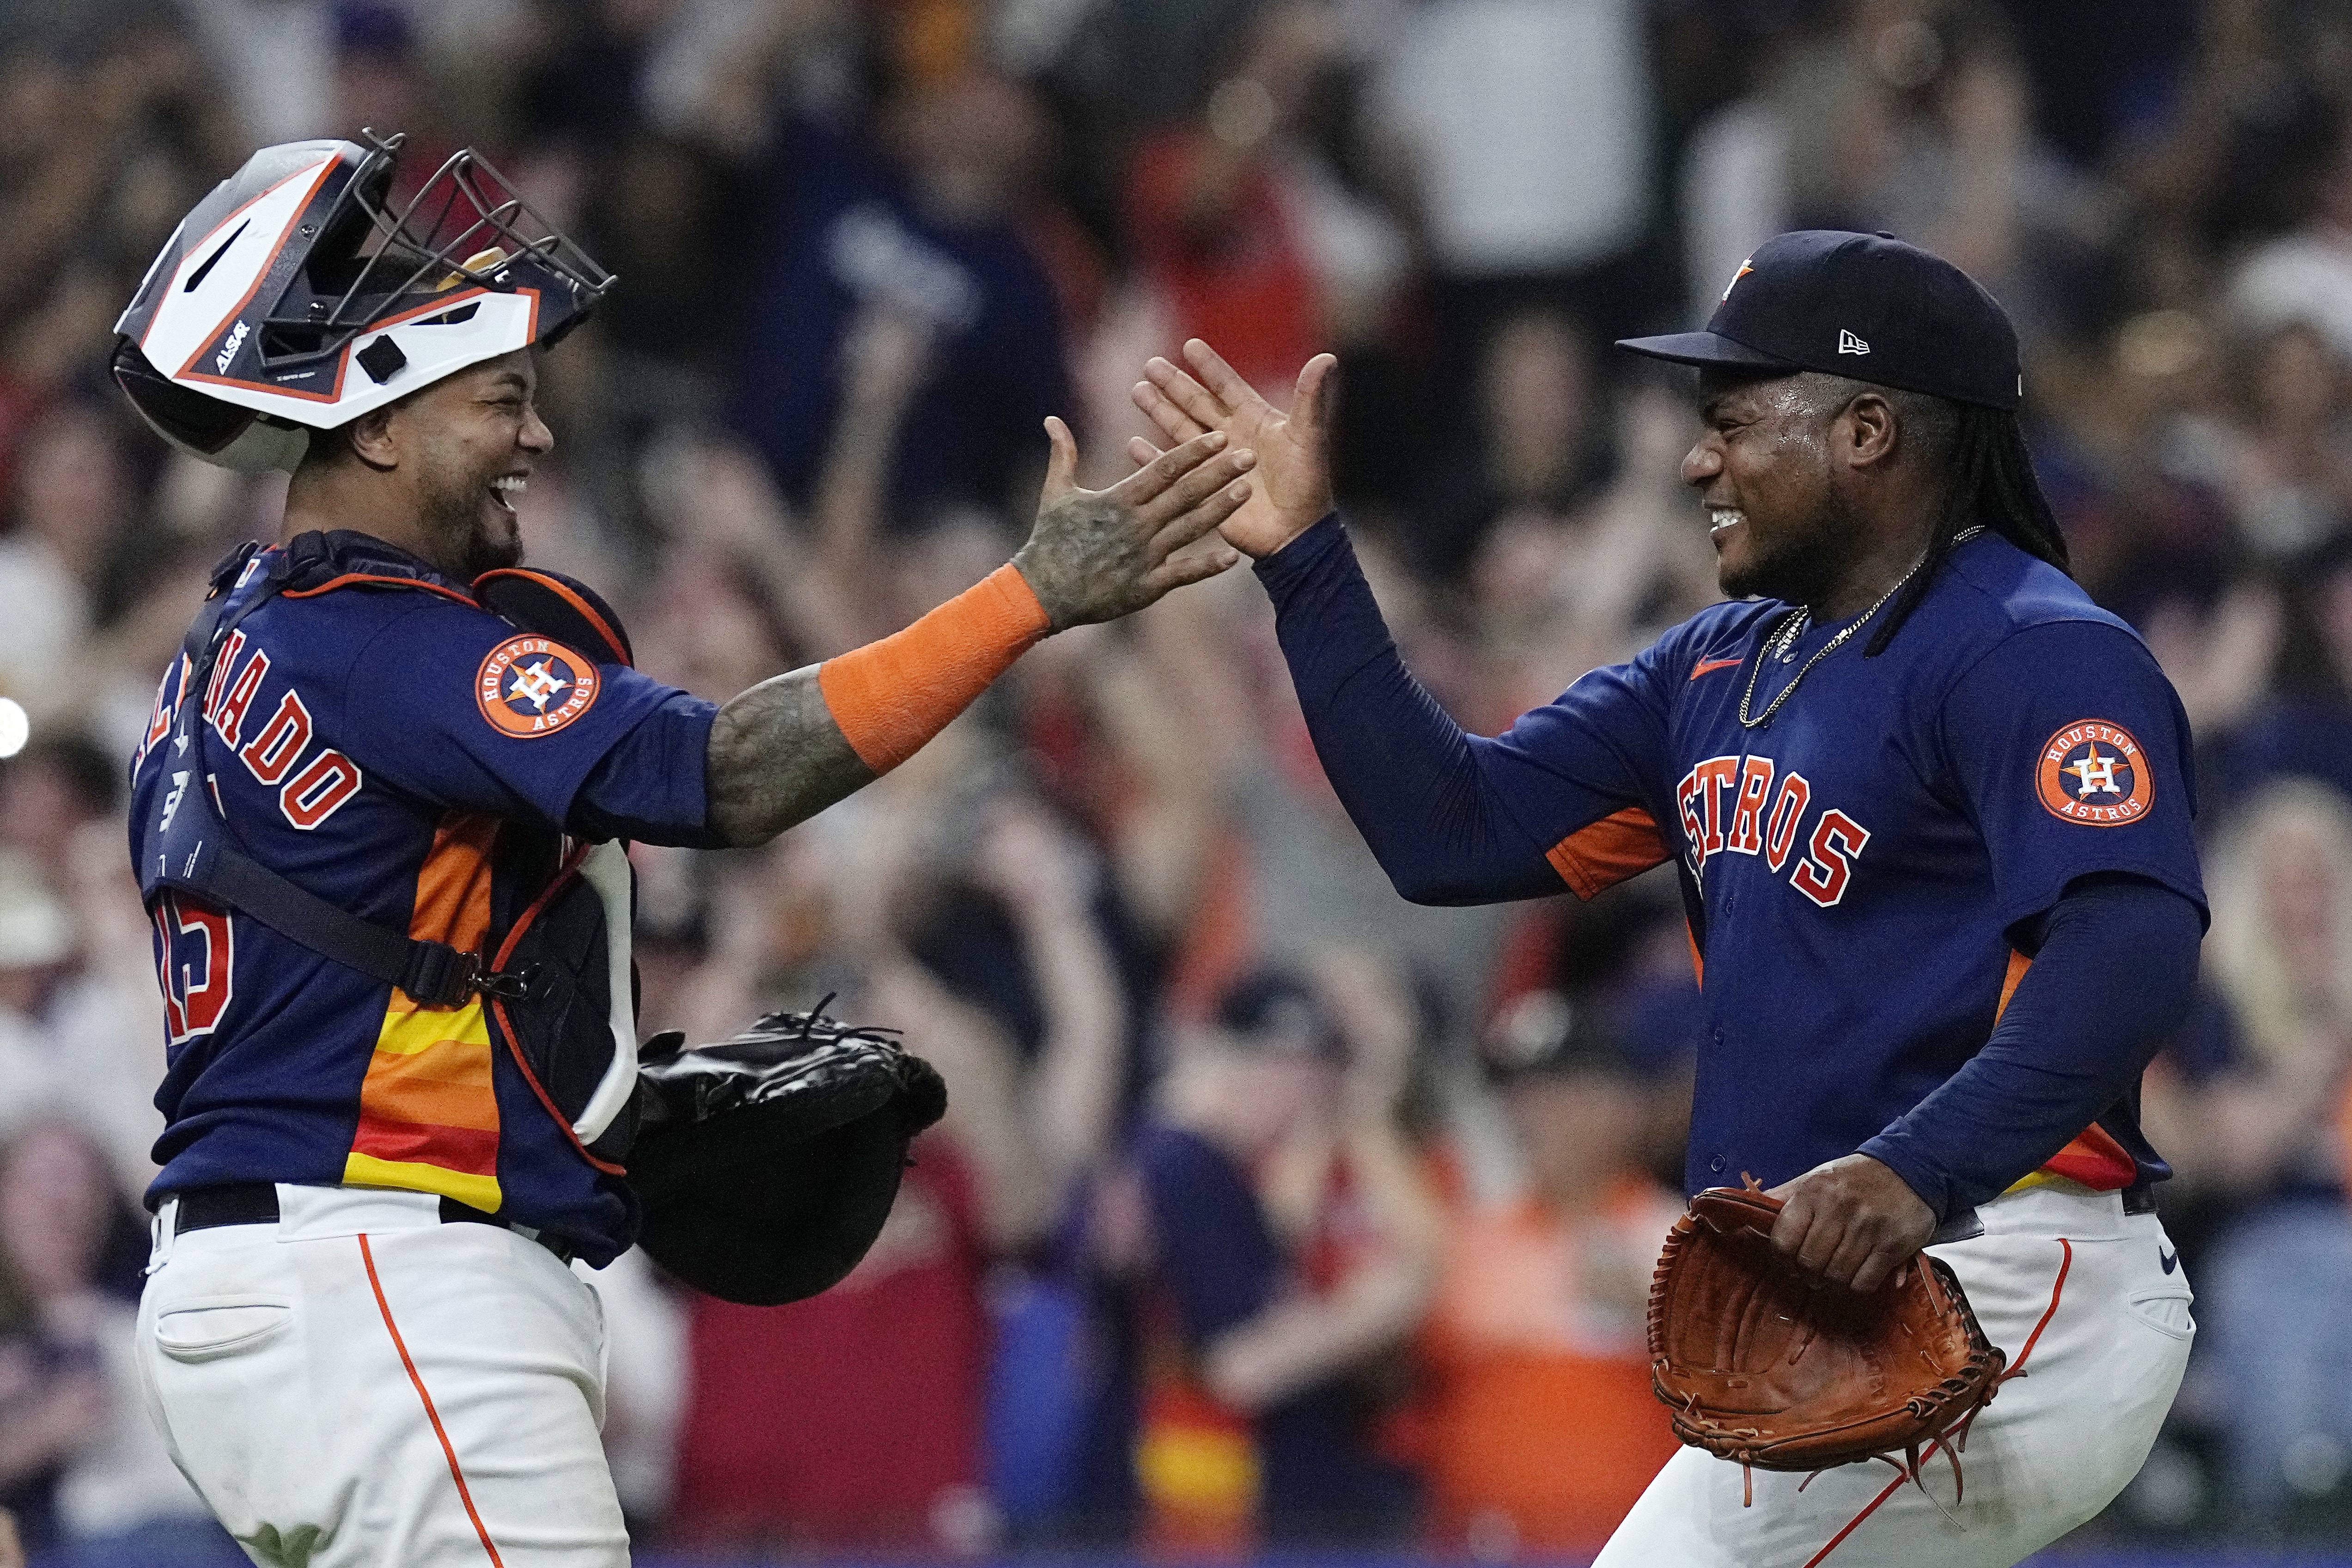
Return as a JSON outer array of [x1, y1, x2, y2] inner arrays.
[[1617, 230, 2022, 411]]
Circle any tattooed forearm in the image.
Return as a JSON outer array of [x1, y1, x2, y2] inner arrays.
[[701, 424, 1253, 846], [704, 667, 876, 846]]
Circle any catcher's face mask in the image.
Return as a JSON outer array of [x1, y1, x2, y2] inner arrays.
[[111, 130, 613, 473]]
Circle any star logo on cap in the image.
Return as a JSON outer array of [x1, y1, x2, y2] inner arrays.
[[1616, 230, 2023, 412]]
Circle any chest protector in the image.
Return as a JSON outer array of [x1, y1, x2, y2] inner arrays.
[[141, 534, 643, 1170]]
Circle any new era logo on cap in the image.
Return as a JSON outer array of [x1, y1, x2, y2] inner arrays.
[[1615, 231, 2022, 410]]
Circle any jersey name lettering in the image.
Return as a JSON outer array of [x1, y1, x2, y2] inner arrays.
[[191, 636, 364, 831], [200, 630, 247, 726], [1675, 753, 1871, 908], [237, 691, 314, 784], [211, 646, 271, 746]]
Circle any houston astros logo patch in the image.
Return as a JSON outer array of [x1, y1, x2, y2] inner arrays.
[[477, 635, 598, 738], [2037, 720, 2152, 825]]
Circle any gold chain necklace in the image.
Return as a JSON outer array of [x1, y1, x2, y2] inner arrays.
[[1736, 527, 1986, 730]]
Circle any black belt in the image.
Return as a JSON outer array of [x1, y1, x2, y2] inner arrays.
[[167, 1182, 576, 1265], [1931, 1177, 2157, 1245]]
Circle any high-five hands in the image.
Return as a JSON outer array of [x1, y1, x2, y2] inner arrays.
[[1012, 415, 1255, 630], [1766, 1153, 1937, 1293], [1131, 340, 1336, 559]]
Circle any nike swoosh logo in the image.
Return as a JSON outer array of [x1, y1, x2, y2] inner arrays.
[[2159, 1246, 2178, 1275], [1690, 657, 1743, 680]]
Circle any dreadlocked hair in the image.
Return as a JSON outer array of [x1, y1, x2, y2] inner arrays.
[[1861, 397, 2069, 657]]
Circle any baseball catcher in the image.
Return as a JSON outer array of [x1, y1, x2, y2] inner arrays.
[[1133, 228, 2206, 1567], [118, 129, 1257, 1568]]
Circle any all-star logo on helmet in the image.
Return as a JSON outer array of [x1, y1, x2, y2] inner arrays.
[[110, 130, 614, 474]]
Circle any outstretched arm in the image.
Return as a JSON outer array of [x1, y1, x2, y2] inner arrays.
[[706, 419, 1256, 845], [1130, 342, 1563, 903], [702, 668, 872, 847], [1256, 519, 1566, 902]]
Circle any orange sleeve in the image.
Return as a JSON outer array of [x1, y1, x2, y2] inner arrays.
[[816, 564, 1051, 774], [1543, 806, 1670, 900]]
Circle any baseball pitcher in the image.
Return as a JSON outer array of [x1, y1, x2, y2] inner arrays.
[[1131, 230, 2205, 1567]]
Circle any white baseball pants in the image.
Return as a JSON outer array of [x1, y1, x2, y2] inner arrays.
[[1592, 1181, 2194, 1568], [135, 1185, 630, 1568]]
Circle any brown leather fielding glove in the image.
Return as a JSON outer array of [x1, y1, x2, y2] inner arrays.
[[1647, 1182, 2007, 1505]]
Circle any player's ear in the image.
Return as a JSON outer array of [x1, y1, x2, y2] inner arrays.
[[346, 405, 400, 471], [1841, 391, 1898, 470]]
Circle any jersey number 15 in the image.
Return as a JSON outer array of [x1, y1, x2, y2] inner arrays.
[[153, 892, 234, 1045]]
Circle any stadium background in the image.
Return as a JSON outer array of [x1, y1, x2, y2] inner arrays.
[[2, 0, 2352, 1563]]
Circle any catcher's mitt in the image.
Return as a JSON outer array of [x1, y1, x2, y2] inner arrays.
[[628, 1001, 948, 1306], [1646, 1180, 2006, 1506]]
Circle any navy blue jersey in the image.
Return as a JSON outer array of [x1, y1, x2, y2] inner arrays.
[[1470, 531, 2205, 1195], [127, 535, 718, 1262]]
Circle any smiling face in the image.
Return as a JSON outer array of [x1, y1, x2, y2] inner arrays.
[[393, 350, 552, 580], [1682, 369, 1863, 608]]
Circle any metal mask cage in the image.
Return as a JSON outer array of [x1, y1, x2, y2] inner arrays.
[[255, 129, 614, 370]]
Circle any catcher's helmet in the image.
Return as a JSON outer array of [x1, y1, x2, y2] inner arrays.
[[112, 130, 613, 473]]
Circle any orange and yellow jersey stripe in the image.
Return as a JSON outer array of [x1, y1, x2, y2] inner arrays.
[[342, 811, 504, 1212]]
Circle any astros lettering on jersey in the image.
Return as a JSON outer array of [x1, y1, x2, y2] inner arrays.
[[1439, 529, 2203, 1198]]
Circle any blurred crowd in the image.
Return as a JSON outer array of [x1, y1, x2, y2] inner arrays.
[[2, 0, 2352, 1560]]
